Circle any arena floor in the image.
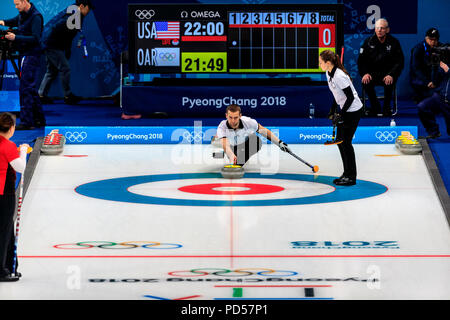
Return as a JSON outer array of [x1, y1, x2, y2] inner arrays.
[[1, 143, 449, 300]]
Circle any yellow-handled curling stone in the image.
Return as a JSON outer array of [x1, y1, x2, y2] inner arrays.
[[221, 164, 245, 179], [395, 131, 422, 155]]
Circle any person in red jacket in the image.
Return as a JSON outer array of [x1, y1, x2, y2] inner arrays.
[[0, 113, 29, 282]]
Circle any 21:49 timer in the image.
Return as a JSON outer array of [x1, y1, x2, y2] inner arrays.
[[182, 52, 227, 73]]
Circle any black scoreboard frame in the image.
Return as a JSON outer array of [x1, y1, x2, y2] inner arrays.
[[128, 3, 344, 75]]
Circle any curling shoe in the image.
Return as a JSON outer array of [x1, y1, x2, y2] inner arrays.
[[333, 174, 345, 184], [64, 93, 82, 105], [39, 95, 53, 104], [333, 176, 356, 186], [426, 132, 441, 139], [0, 273, 20, 282]]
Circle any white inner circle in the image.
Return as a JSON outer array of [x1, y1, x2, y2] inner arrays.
[[212, 187, 252, 192], [127, 178, 334, 201]]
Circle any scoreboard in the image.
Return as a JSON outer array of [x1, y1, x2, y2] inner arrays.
[[128, 4, 343, 74]]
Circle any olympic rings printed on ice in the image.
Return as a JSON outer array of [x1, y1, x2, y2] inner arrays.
[[65, 131, 88, 143], [375, 131, 398, 142], [168, 268, 298, 277], [135, 9, 155, 20], [159, 52, 177, 61], [54, 241, 182, 250]]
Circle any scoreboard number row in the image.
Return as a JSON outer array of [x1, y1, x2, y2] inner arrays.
[[229, 12, 325, 25]]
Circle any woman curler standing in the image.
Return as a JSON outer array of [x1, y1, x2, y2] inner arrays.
[[0, 113, 29, 281], [319, 50, 364, 186]]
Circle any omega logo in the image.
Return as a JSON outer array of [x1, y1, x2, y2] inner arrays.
[[182, 11, 221, 18]]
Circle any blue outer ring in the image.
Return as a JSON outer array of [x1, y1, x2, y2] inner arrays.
[[75, 173, 387, 207]]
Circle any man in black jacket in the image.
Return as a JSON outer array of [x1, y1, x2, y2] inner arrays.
[[38, 0, 93, 105], [358, 18, 404, 117], [417, 60, 450, 139], [0, 0, 44, 130], [410, 28, 441, 103]]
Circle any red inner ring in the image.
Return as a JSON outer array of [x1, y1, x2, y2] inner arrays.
[[178, 183, 284, 195]]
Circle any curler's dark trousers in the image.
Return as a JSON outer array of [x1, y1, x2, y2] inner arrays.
[[39, 49, 72, 98], [335, 109, 363, 180], [20, 55, 45, 127], [0, 195, 17, 277], [233, 134, 262, 166]]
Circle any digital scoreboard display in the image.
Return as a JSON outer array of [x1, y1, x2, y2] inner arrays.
[[128, 4, 343, 74]]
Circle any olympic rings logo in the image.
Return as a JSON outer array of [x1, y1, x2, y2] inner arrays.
[[182, 131, 204, 143], [65, 131, 88, 143], [168, 268, 298, 277], [159, 52, 177, 61], [375, 131, 398, 142], [135, 9, 155, 20], [54, 241, 182, 250]]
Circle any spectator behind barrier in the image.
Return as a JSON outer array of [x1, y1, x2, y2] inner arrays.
[[357, 18, 404, 117], [417, 58, 450, 139], [410, 28, 442, 104], [0, 0, 44, 130], [38, 0, 94, 105]]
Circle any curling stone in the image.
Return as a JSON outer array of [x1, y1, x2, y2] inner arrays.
[[398, 139, 422, 155], [41, 130, 66, 155], [221, 165, 244, 179], [395, 131, 411, 149], [395, 131, 422, 154]]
